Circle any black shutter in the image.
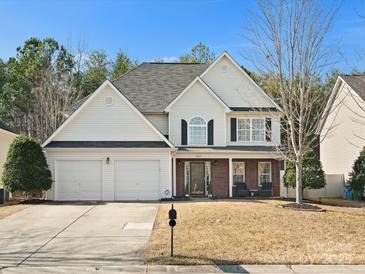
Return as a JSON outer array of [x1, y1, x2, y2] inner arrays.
[[266, 118, 272, 141], [181, 119, 187, 145], [208, 119, 214, 145], [230, 118, 237, 142]]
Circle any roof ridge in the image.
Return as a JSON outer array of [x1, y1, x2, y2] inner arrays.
[[142, 62, 207, 65], [112, 62, 144, 83], [341, 74, 365, 77]]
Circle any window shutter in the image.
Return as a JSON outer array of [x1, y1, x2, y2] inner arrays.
[[208, 119, 214, 145], [231, 118, 237, 142], [181, 119, 187, 145], [266, 118, 272, 141]]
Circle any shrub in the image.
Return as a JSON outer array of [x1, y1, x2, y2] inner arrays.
[[347, 147, 365, 201], [2, 135, 52, 195], [284, 150, 325, 190]]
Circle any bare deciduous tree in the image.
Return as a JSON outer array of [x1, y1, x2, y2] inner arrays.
[[245, 0, 338, 204]]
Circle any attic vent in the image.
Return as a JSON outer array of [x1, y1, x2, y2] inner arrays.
[[104, 96, 113, 106], [221, 64, 228, 73]]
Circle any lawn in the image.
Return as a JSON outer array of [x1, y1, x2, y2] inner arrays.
[[0, 204, 29, 219], [145, 200, 365, 265]]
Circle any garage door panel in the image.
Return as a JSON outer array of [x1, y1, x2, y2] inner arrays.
[[114, 160, 160, 200], [56, 160, 103, 201]]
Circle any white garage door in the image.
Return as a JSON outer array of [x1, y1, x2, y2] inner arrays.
[[114, 160, 160, 200], [56, 160, 103, 201]]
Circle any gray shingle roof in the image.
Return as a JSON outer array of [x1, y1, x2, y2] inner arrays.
[[113, 63, 209, 113], [0, 120, 16, 134], [45, 141, 169, 148], [341, 75, 365, 101], [64, 95, 90, 116]]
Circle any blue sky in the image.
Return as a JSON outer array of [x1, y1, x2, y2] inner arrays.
[[0, 0, 364, 74]]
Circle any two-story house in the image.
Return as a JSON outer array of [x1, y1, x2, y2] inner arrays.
[[42, 52, 283, 201], [319, 75, 365, 198]]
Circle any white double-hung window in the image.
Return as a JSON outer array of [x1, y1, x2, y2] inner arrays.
[[189, 117, 207, 145], [258, 162, 271, 186], [233, 162, 245, 184], [237, 118, 266, 142], [237, 119, 250, 141], [252, 118, 265, 141]]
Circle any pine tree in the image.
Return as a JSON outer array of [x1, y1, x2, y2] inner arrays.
[[347, 147, 365, 200]]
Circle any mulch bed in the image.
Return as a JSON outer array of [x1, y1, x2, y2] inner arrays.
[[278, 202, 326, 212]]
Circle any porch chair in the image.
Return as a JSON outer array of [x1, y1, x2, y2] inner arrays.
[[234, 183, 250, 197], [260, 182, 273, 197]]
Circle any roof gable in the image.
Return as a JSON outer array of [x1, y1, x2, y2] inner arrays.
[[200, 52, 281, 111], [0, 120, 17, 135], [63, 51, 281, 115], [164, 77, 231, 112], [340, 75, 365, 102], [318, 75, 365, 134], [43, 81, 174, 148]]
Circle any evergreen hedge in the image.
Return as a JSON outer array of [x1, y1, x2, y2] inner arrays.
[[283, 150, 325, 190], [2, 135, 52, 194], [347, 147, 365, 201]]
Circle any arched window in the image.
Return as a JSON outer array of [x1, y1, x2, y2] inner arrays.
[[189, 116, 207, 145]]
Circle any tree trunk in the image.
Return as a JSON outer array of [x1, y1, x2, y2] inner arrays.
[[295, 159, 303, 204]]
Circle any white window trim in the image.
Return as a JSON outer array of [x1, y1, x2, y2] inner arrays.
[[258, 161, 272, 186], [236, 117, 266, 142], [187, 116, 208, 146], [232, 161, 245, 184]]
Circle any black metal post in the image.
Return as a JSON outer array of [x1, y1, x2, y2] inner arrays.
[[171, 225, 174, 257]]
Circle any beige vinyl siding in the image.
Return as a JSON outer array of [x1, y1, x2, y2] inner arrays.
[[145, 114, 168, 135], [226, 112, 281, 146], [0, 130, 17, 185], [45, 149, 171, 201], [168, 80, 226, 146], [54, 85, 161, 141], [201, 56, 276, 108], [320, 81, 365, 181]]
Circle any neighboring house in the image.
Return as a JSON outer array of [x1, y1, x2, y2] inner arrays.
[[0, 121, 17, 188], [43, 52, 283, 201], [319, 75, 365, 198]]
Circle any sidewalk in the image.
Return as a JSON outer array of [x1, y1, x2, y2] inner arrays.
[[1, 264, 365, 273]]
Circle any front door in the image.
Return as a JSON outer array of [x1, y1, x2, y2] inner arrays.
[[190, 162, 205, 195]]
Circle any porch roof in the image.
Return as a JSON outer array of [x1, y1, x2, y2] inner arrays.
[[177, 146, 278, 152]]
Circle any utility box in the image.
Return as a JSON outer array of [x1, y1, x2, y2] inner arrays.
[[0, 188, 8, 204]]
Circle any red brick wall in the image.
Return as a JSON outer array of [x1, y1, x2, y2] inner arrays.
[[211, 159, 229, 198], [174, 158, 280, 198], [239, 159, 280, 196]]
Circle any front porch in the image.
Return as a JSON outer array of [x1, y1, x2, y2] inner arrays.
[[173, 158, 281, 198]]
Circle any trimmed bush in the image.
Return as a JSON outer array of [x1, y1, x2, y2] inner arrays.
[[284, 150, 325, 190], [2, 135, 52, 194], [347, 147, 365, 201]]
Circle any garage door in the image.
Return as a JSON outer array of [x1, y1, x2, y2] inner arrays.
[[56, 160, 103, 201], [114, 160, 160, 200]]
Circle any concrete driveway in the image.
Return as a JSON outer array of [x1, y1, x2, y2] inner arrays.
[[0, 202, 158, 269]]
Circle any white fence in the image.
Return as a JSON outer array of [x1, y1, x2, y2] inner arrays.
[[281, 174, 345, 201]]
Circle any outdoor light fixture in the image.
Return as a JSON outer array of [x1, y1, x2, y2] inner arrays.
[[106, 157, 110, 165], [214, 160, 218, 166], [177, 160, 181, 167]]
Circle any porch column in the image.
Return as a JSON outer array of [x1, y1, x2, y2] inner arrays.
[[172, 157, 176, 197], [229, 157, 233, 197]]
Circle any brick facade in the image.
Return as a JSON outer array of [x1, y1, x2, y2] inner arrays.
[[175, 158, 281, 198]]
